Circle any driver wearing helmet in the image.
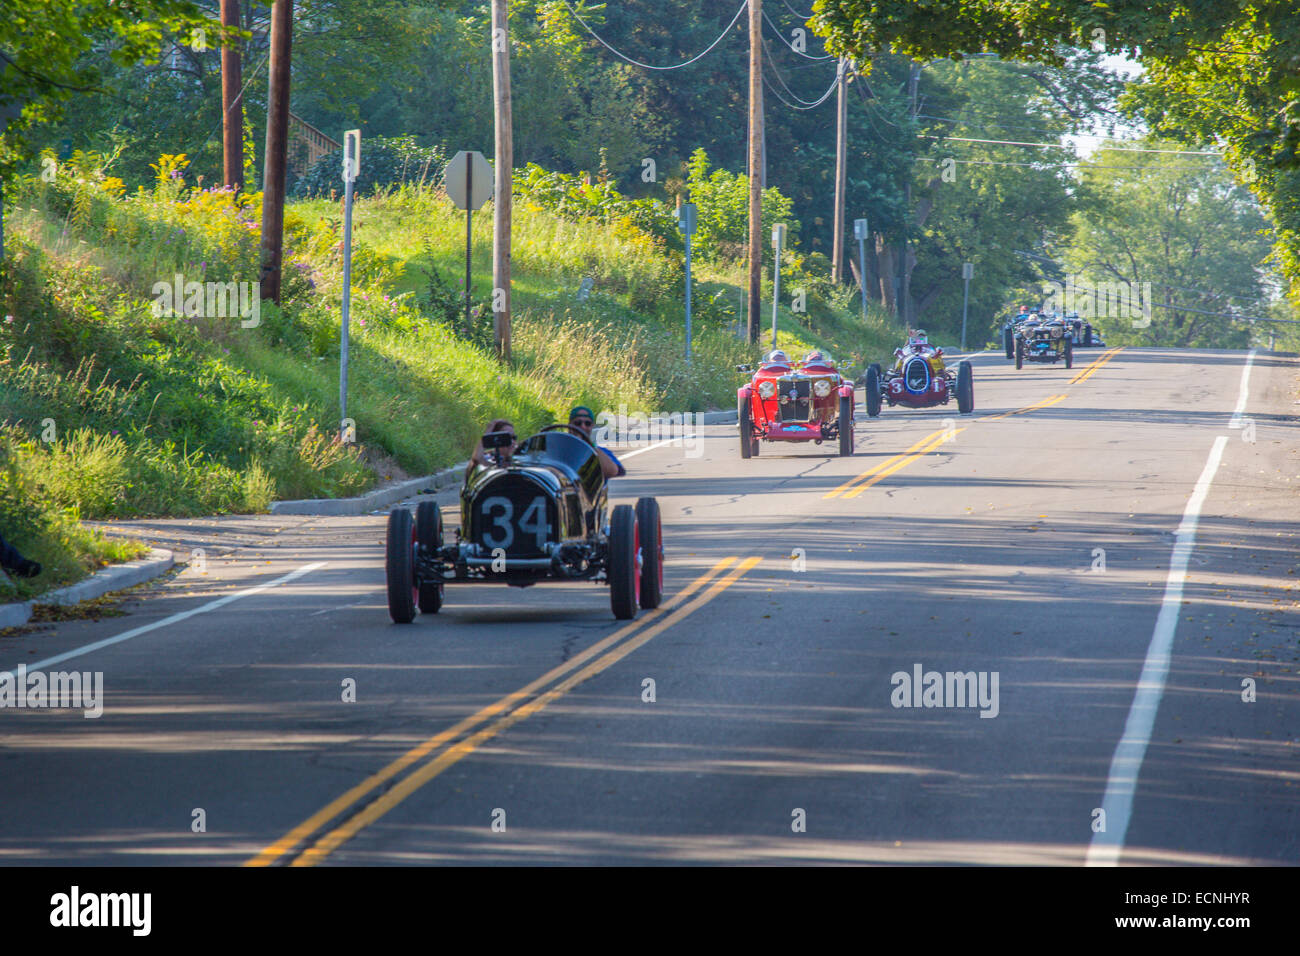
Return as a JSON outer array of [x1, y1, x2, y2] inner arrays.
[[761, 349, 790, 367], [802, 349, 831, 366]]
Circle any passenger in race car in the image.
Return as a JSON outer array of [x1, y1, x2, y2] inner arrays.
[[568, 406, 625, 479], [466, 418, 517, 478]]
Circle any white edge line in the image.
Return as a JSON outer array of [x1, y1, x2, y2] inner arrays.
[[1085, 436, 1228, 866], [1227, 347, 1256, 428], [612, 435, 697, 461], [4, 561, 328, 675]]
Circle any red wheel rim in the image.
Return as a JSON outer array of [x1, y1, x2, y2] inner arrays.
[[633, 521, 641, 605], [409, 526, 418, 606]]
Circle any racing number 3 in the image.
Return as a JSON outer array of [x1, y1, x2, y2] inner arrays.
[[480, 495, 549, 551]]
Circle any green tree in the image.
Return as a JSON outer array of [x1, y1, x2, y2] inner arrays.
[[1060, 143, 1273, 348]]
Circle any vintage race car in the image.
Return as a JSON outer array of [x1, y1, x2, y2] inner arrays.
[[1004, 307, 1104, 357], [384, 425, 663, 623], [861, 332, 973, 417], [736, 350, 855, 457], [1013, 313, 1073, 369]]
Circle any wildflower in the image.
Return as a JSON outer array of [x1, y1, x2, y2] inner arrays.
[[3, 315, 12, 324]]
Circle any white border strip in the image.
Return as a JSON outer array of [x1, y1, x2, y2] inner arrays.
[[5, 561, 327, 675], [1228, 347, 1256, 428], [1086, 436, 1228, 866]]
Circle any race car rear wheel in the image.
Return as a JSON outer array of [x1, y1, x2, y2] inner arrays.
[[1003, 327, 1014, 359], [738, 394, 752, 459], [609, 504, 639, 620], [415, 500, 444, 614], [864, 364, 882, 418], [1083, 323, 1093, 346], [956, 360, 974, 414], [1064, 338, 1073, 369], [635, 497, 663, 609], [385, 507, 417, 624], [838, 394, 854, 456], [1014, 338, 1024, 370]]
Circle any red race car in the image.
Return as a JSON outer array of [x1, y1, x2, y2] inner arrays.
[[737, 350, 855, 458], [861, 330, 973, 417]]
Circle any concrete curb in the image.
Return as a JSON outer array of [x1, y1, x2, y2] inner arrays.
[[270, 464, 466, 516], [0, 548, 175, 628], [270, 411, 739, 516]]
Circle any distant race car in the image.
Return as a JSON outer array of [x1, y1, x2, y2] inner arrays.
[[384, 425, 663, 623], [1013, 313, 1073, 369], [861, 329, 973, 417], [1003, 307, 1104, 357], [736, 350, 855, 457]]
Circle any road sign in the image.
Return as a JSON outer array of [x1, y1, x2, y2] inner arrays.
[[772, 223, 787, 249], [962, 262, 974, 280], [677, 202, 697, 236], [342, 129, 360, 183], [853, 217, 868, 241], [446, 150, 493, 211]]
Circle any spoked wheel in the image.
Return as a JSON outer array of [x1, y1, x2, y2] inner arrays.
[[838, 394, 854, 456], [1064, 338, 1074, 369], [1004, 327, 1014, 359], [635, 497, 663, 609], [385, 507, 417, 624], [738, 395, 752, 459], [956, 360, 974, 414], [608, 504, 639, 620], [415, 500, 443, 614], [1014, 338, 1024, 370], [864, 364, 882, 418]]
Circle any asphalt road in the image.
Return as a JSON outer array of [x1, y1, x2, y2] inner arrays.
[[1, 347, 1296, 866]]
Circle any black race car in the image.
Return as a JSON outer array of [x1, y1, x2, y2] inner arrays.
[[384, 425, 663, 623], [1014, 313, 1073, 369]]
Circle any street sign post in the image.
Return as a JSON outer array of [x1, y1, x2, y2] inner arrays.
[[853, 218, 869, 321], [771, 223, 786, 349], [961, 261, 974, 351], [446, 150, 494, 334], [340, 130, 360, 441], [677, 202, 697, 362]]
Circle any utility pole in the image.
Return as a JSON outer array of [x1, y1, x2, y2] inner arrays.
[[491, 0, 512, 362], [831, 59, 847, 284], [899, 59, 921, 326], [747, 0, 763, 343], [259, 0, 292, 304], [220, 0, 243, 191]]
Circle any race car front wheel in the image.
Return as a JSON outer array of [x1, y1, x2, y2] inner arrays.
[[1064, 338, 1073, 369], [956, 360, 974, 414], [838, 395, 854, 456], [1014, 338, 1024, 370], [609, 504, 639, 620], [864, 364, 882, 418], [1003, 327, 1014, 359], [415, 500, 444, 614], [738, 395, 753, 459], [635, 497, 663, 610], [386, 507, 417, 624]]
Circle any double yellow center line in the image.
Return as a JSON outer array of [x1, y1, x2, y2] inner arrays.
[[247, 555, 762, 867], [1069, 346, 1123, 385], [824, 425, 966, 499]]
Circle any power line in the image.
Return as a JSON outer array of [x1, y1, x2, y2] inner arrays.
[[920, 133, 1219, 155], [1014, 250, 1267, 303], [762, 69, 838, 110], [559, 0, 747, 71], [761, 10, 833, 59], [916, 156, 1216, 170], [760, 37, 838, 109]]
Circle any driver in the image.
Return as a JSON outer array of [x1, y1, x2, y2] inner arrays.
[[761, 349, 790, 367], [569, 406, 625, 479]]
